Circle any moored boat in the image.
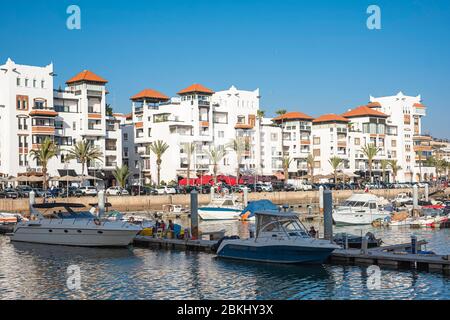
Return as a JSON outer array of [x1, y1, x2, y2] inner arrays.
[[332, 193, 391, 225], [9, 203, 141, 247], [198, 195, 243, 221], [216, 210, 339, 264]]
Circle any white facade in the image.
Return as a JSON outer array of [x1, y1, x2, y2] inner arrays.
[[130, 85, 261, 184], [0, 59, 123, 185]]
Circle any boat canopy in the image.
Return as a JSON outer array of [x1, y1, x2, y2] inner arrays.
[[240, 200, 279, 219]]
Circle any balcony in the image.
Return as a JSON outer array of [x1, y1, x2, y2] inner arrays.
[[198, 100, 210, 107], [32, 126, 56, 135]]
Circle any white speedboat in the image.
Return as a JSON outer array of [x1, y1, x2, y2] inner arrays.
[[393, 193, 413, 206], [216, 210, 339, 264], [198, 195, 243, 221], [333, 193, 391, 225], [9, 203, 141, 247]]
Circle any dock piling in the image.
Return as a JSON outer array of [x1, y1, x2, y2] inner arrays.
[[424, 184, 429, 202], [413, 185, 419, 210], [323, 190, 333, 241], [190, 190, 199, 240], [98, 190, 105, 218], [319, 186, 324, 214]]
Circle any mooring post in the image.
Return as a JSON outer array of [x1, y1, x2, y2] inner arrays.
[[411, 234, 417, 254], [29, 190, 36, 207], [319, 186, 324, 214], [98, 190, 105, 218], [424, 183, 429, 202], [243, 187, 249, 207], [413, 184, 419, 211], [323, 190, 333, 241], [361, 236, 369, 255], [190, 190, 199, 240]]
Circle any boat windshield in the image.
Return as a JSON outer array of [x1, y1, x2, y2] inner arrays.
[[342, 201, 368, 207], [257, 215, 310, 239]]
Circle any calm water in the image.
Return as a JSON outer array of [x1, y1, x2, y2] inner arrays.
[[0, 222, 449, 300]]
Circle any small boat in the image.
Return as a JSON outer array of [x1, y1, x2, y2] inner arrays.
[[332, 193, 391, 225], [9, 203, 142, 247], [216, 210, 340, 264], [393, 193, 413, 206], [333, 232, 382, 249], [0, 213, 28, 234], [198, 195, 243, 221]]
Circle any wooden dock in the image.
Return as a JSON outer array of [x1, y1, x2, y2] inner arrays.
[[133, 236, 450, 275]]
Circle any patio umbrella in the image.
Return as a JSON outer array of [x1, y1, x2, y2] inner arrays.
[[28, 175, 46, 182], [78, 174, 101, 181], [60, 175, 82, 182]]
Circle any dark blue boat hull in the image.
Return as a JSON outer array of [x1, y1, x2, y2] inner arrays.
[[217, 244, 335, 264]]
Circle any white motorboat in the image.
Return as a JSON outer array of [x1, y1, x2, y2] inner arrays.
[[393, 193, 413, 206], [333, 193, 391, 225], [9, 203, 141, 247], [216, 210, 340, 264], [198, 195, 243, 221]]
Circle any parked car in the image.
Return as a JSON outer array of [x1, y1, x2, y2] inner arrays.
[[156, 186, 177, 195], [283, 183, 295, 192], [33, 188, 52, 198], [79, 186, 98, 196], [60, 187, 83, 198], [16, 185, 34, 198], [0, 188, 19, 199], [271, 181, 285, 192], [128, 185, 158, 196], [255, 183, 273, 192], [106, 186, 129, 196]]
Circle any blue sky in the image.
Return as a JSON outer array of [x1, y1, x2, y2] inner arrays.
[[1, 0, 449, 137]]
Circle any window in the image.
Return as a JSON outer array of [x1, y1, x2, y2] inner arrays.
[[25, 79, 29, 87], [218, 131, 225, 138], [41, 80, 45, 88], [73, 121, 76, 130], [33, 80, 37, 88], [354, 138, 360, 145], [16, 95, 29, 110], [124, 133, 128, 141], [313, 137, 320, 145], [391, 140, 397, 147], [313, 149, 321, 157], [17, 78, 21, 86], [314, 161, 321, 169], [33, 99, 46, 109]]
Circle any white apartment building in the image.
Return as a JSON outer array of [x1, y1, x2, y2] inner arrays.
[[271, 112, 313, 177], [366, 92, 433, 182], [130, 84, 261, 184], [0, 59, 123, 185], [311, 114, 350, 176]]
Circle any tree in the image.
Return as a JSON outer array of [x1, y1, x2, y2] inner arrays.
[[66, 140, 103, 184], [257, 110, 265, 122], [205, 146, 227, 184], [275, 109, 287, 151], [29, 138, 58, 190], [306, 154, 315, 183], [183, 142, 195, 187], [380, 159, 390, 183], [227, 138, 250, 184], [113, 165, 131, 188], [360, 144, 381, 182], [282, 156, 293, 183], [328, 156, 343, 183], [148, 140, 170, 186], [106, 104, 113, 117], [388, 159, 402, 183]]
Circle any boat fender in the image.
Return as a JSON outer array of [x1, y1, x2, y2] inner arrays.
[[94, 219, 101, 226]]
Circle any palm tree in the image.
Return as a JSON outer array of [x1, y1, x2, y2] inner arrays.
[[148, 140, 170, 186], [328, 156, 343, 183], [112, 165, 131, 188], [275, 109, 287, 151], [360, 144, 381, 182], [205, 146, 227, 184], [29, 138, 58, 190], [380, 159, 390, 183], [66, 140, 103, 183], [106, 104, 113, 117], [306, 154, 315, 183], [282, 156, 293, 183], [183, 142, 195, 187], [388, 159, 402, 183], [257, 110, 265, 122], [227, 138, 250, 184]]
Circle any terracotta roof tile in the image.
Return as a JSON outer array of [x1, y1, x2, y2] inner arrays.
[[367, 102, 382, 108], [313, 114, 349, 124], [66, 70, 108, 84], [342, 105, 388, 118], [272, 111, 313, 122], [131, 89, 169, 101], [178, 84, 214, 95], [413, 103, 426, 108]]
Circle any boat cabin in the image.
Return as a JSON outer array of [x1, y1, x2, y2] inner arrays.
[[255, 211, 310, 240]]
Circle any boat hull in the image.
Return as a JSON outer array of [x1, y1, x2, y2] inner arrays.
[[333, 211, 390, 225], [198, 207, 242, 221], [217, 243, 336, 264], [10, 228, 139, 247]]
